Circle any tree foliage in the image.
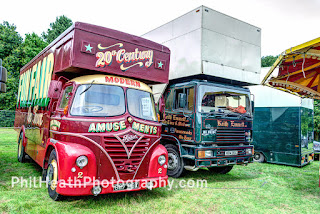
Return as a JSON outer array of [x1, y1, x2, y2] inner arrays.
[[0, 21, 22, 60], [0, 16, 72, 111], [0, 33, 48, 110], [42, 15, 73, 43], [314, 100, 320, 140], [0, 21, 23, 110], [261, 55, 278, 67]]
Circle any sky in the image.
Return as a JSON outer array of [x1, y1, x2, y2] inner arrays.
[[1, 0, 320, 56]]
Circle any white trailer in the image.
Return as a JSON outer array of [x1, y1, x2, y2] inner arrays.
[[143, 5, 261, 85]]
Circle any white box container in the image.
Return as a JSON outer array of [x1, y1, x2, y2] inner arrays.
[[249, 85, 314, 109], [143, 5, 261, 85]]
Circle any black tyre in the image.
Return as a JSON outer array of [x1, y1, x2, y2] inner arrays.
[[17, 132, 26, 163], [46, 150, 61, 201], [208, 166, 233, 174], [253, 152, 265, 163], [165, 144, 185, 178]]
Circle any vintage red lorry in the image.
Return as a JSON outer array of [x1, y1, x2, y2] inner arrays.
[[14, 22, 170, 200]]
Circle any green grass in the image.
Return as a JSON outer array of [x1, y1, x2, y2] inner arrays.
[[1, 128, 320, 213]]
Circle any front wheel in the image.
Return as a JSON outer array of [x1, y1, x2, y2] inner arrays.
[[253, 152, 265, 163], [208, 166, 233, 174], [17, 132, 26, 163], [46, 150, 61, 201], [164, 144, 185, 178]]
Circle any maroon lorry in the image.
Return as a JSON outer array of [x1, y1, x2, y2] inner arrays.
[[14, 22, 170, 200]]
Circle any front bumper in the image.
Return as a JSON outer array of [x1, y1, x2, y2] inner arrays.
[[56, 176, 168, 196], [195, 146, 254, 167]]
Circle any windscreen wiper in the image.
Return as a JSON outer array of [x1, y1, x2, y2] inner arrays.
[[80, 80, 95, 95]]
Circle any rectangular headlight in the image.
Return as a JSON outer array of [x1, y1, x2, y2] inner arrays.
[[205, 150, 213, 157], [198, 150, 213, 158]]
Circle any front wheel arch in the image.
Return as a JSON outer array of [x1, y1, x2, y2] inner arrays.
[[161, 135, 182, 156], [43, 145, 55, 169]]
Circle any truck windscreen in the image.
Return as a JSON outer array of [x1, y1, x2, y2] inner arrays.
[[197, 85, 250, 115], [70, 84, 125, 117], [127, 88, 157, 121]]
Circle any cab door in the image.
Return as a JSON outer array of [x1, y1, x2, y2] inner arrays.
[[163, 85, 195, 142], [49, 84, 74, 133]]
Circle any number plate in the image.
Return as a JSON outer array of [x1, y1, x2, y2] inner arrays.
[[225, 151, 238, 156], [113, 182, 139, 191]]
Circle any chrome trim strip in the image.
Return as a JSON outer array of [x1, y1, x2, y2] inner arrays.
[[181, 144, 196, 148], [133, 138, 160, 179], [51, 117, 120, 122]]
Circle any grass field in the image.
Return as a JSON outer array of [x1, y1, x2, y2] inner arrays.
[[1, 128, 320, 213]]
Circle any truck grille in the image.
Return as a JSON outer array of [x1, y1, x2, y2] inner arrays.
[[216, 129, 245, 143], [103, 136, 150, 174]]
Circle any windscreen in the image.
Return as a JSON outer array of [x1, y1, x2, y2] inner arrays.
[[127, 88, 157, 121], [70, 84, 125, 117], [198, 85, 250, 115]]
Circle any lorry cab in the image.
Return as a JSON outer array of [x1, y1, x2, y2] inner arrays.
[[54, 74, 157, 123], [43, 74, 167, 196], [161, 80, 254, 177], [142, 6, 260, 177]]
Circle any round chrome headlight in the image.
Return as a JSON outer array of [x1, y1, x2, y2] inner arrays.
[[76, 155, 88, 169], [158, 155, 166, 166]]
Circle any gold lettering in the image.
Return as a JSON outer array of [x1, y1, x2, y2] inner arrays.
[[113, 122, 119, 131], [106, 123, 113, 132], [132, 122, 139, 131], [153, 127, 157, 135], [139, 124, 145, 133], [119, 121, 126, 130], [96, 123, 106, 132], [88, 123, 96, 132], [144, 125, 149, 134]]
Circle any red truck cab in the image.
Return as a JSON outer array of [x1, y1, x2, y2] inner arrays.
[[14, 22, 170, 200]]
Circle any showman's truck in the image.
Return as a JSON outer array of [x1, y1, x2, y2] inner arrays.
[[14, 22, 170, 200], [143, 6, 260, 177]]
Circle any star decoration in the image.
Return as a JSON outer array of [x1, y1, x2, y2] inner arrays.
[[158, 61, 163, 68], [85, 44, 93, 52]]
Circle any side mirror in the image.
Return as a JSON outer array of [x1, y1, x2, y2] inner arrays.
[[158, 95, 165, 113], [251, 101, 255, 114], [178, 93, 187, 108], [0, 63, 7, 93], [48, 80, 62, 99]]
